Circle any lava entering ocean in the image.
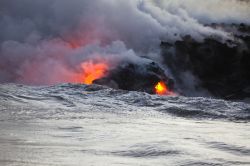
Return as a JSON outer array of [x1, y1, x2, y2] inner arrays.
[[155, 81, 175, 96], [80, 60, 109, 85]]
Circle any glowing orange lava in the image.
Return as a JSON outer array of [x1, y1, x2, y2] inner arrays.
[[155, 81, 177, 96], [155, 81, 169, 95], [81, 60, 109, 85]]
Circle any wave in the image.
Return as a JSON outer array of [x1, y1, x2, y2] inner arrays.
[[0, 83, 250, 122]]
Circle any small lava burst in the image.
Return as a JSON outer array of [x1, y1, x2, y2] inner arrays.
[[155, 81, 175, 96], [81, 60, 109, 85]]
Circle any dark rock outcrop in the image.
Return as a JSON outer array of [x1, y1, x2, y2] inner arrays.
[[94, 61, 174, 94], [161, 24, 250, 100]]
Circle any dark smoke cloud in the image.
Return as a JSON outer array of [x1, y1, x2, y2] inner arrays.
[[0, 0, 249, 85]]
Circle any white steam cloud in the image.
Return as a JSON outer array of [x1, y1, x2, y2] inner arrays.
[[0, 0, 249, 85]]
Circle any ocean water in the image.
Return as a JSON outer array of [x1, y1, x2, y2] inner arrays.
[[0, 84, 250, 166]]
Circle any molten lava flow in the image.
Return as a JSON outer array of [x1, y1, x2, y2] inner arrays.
[[155, 81, 169, 95], [81, 60, 109, 85], [155, 81, 176, 96]]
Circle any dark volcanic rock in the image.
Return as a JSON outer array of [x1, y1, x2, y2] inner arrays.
[[161, 24, 250, 100], [94, 61, 174, 94]]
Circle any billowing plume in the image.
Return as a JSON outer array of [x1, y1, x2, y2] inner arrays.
[[0, 0, 249, 85]]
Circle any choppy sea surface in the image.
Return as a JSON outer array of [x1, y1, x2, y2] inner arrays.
[[0, 84, 250, 166]]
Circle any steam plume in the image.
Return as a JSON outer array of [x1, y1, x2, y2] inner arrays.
[[0, 0, 249, 85]]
